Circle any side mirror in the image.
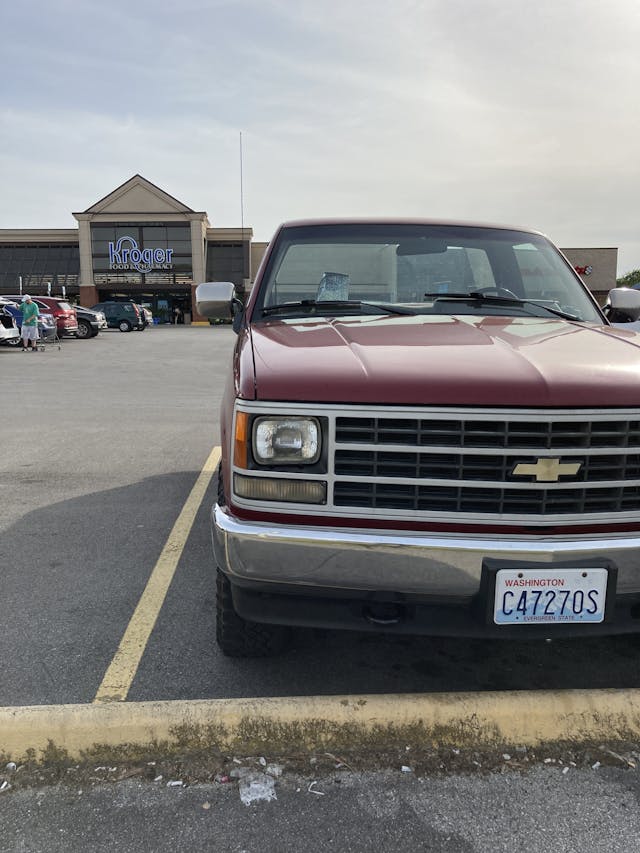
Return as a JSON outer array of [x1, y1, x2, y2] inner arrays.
[[195, 281, 236, 320], [606, 287, 640, 322]]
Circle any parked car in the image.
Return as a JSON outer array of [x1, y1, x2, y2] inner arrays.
[[197, 217, 640, 657], [0, 300, 20, 346], [0, 298, 56, 345], [91, 301, 145, 332], [3, 295, 78, 338], [74, 305, 107, 339]]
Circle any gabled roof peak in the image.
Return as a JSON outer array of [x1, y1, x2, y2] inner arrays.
[[81, 175, 197, 216]]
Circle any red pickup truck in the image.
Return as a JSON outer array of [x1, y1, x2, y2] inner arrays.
[[196, 219, 640, 656]]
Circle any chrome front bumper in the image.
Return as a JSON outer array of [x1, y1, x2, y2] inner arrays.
[[212, 505, 640, 597]]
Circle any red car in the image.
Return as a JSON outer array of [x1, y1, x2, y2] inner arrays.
[[196, 218, 640, 657], [4, 296, 78, 338]]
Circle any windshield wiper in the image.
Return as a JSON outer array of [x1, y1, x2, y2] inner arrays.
[[260, 300, 416, 317], [424, 291, 582, 322]]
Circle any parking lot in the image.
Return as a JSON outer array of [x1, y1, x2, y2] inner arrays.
[[2, 324, 640, 710]]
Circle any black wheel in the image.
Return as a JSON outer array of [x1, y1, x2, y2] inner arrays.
[[216, 569, 291, 657], [214, 463, 290, 657], [76, 319, 92, 339], [118, 319, 132, 332]]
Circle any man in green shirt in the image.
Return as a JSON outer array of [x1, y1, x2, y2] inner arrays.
[[20, 295, 40, 351]]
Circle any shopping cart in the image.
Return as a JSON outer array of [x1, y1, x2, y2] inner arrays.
[[37, 314, 61, 351]]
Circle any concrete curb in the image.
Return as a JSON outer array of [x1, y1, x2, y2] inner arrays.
[[2, 689, 640, 762]]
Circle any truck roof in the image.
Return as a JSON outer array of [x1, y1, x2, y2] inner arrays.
[[278, 217, 544, 236]]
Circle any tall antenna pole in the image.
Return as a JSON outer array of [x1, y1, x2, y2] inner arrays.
[[239, 131, 246, 285], [239, 131, 245, 235]]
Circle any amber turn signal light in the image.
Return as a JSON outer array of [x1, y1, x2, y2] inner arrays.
[[233, 411, 249, 469]]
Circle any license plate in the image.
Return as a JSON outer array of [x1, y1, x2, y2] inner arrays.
[[494, 568, 608, 625]]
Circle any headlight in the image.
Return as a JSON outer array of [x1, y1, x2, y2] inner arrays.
[[253, 417, 321, 465]]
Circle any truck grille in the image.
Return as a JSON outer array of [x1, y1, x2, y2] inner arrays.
[[333, 413, 640, 518], [335, 417, 640, 449]]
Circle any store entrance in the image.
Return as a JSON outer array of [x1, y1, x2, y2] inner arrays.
[[170, 295, 191, 325], [149, 293, 192, 325]]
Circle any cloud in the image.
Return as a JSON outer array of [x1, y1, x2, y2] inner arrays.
[[1, 0, 639, 273]]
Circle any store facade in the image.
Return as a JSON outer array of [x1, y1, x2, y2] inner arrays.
[[0, 175, 619, 314], [0, 175, 263, 322]]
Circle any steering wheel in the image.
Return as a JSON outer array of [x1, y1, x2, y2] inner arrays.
[[473, 286, 519, 299]]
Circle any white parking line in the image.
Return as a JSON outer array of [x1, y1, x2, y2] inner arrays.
[[94, 446, 221, 703]]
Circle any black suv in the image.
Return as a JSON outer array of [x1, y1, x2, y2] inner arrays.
[[75, 305, 107, 338], [92, 301, 145, 332]]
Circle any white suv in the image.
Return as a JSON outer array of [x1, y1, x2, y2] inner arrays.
[[0, 300, 21, 346]]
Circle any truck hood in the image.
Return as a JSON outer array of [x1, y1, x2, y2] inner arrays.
[[250, 314, 640, 406]]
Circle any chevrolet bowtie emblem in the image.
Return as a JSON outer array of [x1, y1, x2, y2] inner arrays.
[[511, 458, 582, 482]]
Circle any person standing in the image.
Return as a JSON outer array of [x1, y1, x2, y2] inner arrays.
[[20, 295, 39, 351]]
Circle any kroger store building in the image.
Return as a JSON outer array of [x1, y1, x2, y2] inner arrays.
[[0, 175, 268, 324], [0, 174, 618, 320]]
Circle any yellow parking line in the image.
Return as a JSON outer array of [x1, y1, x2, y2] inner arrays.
[[94, 446, 221, 704]]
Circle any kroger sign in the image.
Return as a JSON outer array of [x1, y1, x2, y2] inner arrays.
[[108, 236, 174, 273]]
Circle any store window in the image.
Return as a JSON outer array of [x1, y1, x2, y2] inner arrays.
[[205, 242, 249, 294], [91, 222, 193, 287], [0, 243, 80, 293]]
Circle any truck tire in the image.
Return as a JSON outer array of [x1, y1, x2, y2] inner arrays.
[[216, 569, 291, 657], [214, 464, 291, 656]]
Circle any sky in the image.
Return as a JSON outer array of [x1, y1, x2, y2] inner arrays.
[[1, 0, 639, 274]]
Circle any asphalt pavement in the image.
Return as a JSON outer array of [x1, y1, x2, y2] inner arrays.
[[2, 325, 640, 707], [2, 324, 640, 851], [1, 765, 639, 853]]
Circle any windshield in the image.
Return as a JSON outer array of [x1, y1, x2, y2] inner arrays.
[[255, 223, 604, 324]]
